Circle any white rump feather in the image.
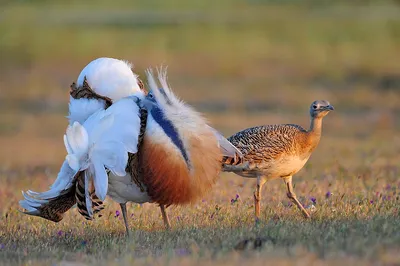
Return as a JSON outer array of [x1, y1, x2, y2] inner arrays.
[[77, 57, 142, 101], [63, 94, 143, 201], [20, 93, 144, 213], [68, 97, 106, 125]]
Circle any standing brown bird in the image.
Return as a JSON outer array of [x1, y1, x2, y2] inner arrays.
[[222, 100, 334, 221]]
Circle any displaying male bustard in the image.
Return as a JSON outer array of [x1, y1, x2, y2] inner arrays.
[[20, 58, 242, 235], [222, 100, 334, 221]]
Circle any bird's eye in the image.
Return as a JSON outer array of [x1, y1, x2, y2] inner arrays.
[[313, 105, 317, 109]]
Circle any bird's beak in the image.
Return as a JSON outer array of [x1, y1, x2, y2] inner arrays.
[[324, 105, 334, 111]]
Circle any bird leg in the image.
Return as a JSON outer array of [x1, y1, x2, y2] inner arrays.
[[223, 161, 250, 172], [283, 176, 310, 219], [159, 204, 171, 230], [120, 203, 130, 236], [254, 176, 267, 224]]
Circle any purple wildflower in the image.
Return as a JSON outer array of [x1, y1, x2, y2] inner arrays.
[[130, 213, 134, 218], [370, 200, 374, 204], [386, 184, 391, 190], [81, 240, 87, 246], [115, 210, 120, 218], [231, 194, 240, 204], [0, 244, 4, 249], [325, 191, 332, 199], [175, 248, 191, 256], [202, 199, 206, 203], [310, 197, 317, 205], [177, 216, 181, 221], [57, 230, 63, 236]]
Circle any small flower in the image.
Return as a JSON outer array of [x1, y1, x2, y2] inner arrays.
[[130, 213, 134, 218], [0, 244, 4, 249], [177, 216, 181, 221], [202, 199, 206, 203], [230, 194, 239, 204], [81, 240, 87, 246], [115, 210, 120, 218], [370, 200, 374, 204], [325, 191, 332, 199], [385, 184, 391, 190], [310, 197, 317, 205], [175, 248, 190, 256], [57, 230, 63, 236]]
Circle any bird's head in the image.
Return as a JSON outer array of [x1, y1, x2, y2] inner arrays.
[[309, 100, 334, 119], [76, 57, 146, 102]]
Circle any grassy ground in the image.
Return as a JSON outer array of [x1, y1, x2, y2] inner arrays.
[[1, 1, 400, 265]]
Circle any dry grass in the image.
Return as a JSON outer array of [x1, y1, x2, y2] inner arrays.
[[1, 1, 400, 265], [1, 136, 400, 265]]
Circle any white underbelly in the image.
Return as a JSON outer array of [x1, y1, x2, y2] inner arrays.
[[233, 155, 310, 179], [107, 173, 151, 204], [265, 155, 310, 178]]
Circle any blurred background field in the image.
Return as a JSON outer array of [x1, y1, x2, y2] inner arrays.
[[0, 0, 400, 265]]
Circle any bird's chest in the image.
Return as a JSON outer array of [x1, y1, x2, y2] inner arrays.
[[260, 154, 310, 179]]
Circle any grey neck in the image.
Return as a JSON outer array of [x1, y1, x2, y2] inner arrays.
[[309, 116, 323, 136], [307, 116, 323, 150]]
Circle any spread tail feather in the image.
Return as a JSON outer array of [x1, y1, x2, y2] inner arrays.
[[19, 184, 77, 222], [62, 96, 142, 217], [19, 95, 142, 221], [19, 161, 79, 222]]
